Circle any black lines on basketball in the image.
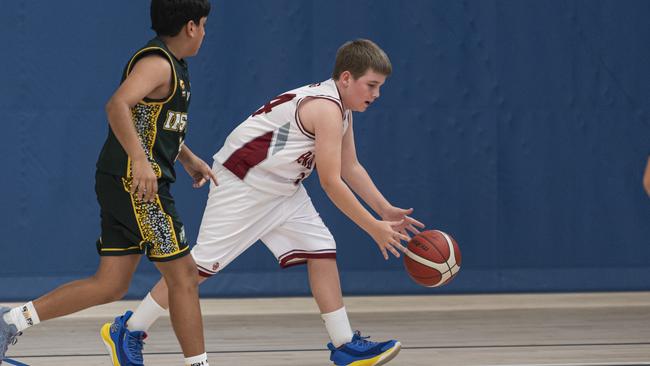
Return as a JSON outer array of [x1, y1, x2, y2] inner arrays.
[[404, 230, 461, 287], [421, 231, 453, 274]]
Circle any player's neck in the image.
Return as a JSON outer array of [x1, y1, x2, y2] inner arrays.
[[159, 36, 187, 60], [334, 79, 350, 110]]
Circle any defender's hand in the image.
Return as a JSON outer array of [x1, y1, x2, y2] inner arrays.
[[368, 220, 411, 260], [183, 157, 218, 188], [131, 158, 158, 202]]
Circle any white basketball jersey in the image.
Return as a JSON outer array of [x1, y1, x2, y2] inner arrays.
[[214, 79, 351, 196]]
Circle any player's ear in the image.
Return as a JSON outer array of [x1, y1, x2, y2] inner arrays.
[[340, 71, 352, 88], [186, 20, 197, 36]]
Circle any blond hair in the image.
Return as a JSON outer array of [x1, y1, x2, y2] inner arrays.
[[332, 39, 392, 80]]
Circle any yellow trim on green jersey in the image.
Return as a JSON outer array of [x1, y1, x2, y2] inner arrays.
[[96, 37, 190, 183], [125, 46, 178, 104]]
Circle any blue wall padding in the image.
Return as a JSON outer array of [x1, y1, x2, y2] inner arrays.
[[0, 0, 649, 300]]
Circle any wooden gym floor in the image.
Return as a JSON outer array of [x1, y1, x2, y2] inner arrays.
[[2, 292, 650, 365]]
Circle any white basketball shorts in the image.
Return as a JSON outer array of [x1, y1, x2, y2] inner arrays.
[[192, 164, 337, 277]]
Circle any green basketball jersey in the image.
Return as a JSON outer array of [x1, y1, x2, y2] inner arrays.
[[97, 37, 191, 183]]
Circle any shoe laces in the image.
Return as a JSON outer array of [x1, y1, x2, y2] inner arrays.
[[1, 331, 21, 356], [10, 331, 22, 346], [351, 331, 375, 347], [125, 331, 146, 363]]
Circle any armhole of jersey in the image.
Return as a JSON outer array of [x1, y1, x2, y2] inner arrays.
[[295, 96, 344, 140], [346, 110, 353, 133], [125, 47, 178, 105]]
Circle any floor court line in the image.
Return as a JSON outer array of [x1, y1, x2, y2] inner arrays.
[[8, 341, 650, 358], [498, 364, 650, 366], [6, 355, 650, 366], [2, 358, 30, 366], [3, 294, 649, 365]]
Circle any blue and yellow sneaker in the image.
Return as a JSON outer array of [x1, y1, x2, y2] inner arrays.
[[100, 310, 146, 366], [0, 307, 20, 363], [327, 331, 401, 366], [122, 328, 146, 366]]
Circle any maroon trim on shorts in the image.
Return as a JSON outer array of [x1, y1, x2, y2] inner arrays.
[[198, 269, 213, 278], [197, 264, 217, 278], [279, 251, 337, 268]]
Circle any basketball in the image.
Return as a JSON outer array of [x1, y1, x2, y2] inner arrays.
[[404, 230, 461, 287]]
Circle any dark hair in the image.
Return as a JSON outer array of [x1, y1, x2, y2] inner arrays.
[[332, 39, 392, 80], [151, 0, 211, 37]]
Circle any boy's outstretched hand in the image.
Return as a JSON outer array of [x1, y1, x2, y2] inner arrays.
[[381, 206, 425, 238], [182, 156, 218, 188], [368, 219, 411, 260]]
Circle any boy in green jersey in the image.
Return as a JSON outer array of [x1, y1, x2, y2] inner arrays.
[[0, 1, 214, 365]]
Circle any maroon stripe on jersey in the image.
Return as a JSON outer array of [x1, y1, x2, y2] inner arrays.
[[295, 96, 344, 140], [279, 251, 337, 268], [294, 98, 315, 140], [222, 131, 274, 179]]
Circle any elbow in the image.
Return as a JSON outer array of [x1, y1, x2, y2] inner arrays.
[[319, 176, 343, 194], [105, 98, 117, 119], [105, 96, 128, 120], [340, 167, 350, 182], [104, 95, 116, 113], [340, 162, 361, 183]]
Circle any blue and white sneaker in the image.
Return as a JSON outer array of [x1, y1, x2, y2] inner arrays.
[[0, 307, 20, 363], [327, 331, 401, 366], [100, 310, 146, 366]]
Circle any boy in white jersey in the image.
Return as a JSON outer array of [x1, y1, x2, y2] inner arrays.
[[106, 39, 424, 366]]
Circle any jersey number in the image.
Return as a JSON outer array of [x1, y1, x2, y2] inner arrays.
[[293, 172, 306, 186], [163, 111, 188, 132], [252, 93, 297, 116]]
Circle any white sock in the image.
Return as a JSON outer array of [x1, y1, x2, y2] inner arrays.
[[184, 352, 209, 366], [321, 306, 353, 348], [2, 302, 40, 332], [126, 292, 167, 332]]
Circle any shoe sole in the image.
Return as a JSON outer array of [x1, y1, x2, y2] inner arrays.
[[100, 323, 122, 366], [0, 307, 12, 361], [344, 341, 402, 366]]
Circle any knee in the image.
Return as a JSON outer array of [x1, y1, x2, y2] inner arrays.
[[164, 265, 199, 290], [166, 273, 199, 291], [166, 279, 199, 299]]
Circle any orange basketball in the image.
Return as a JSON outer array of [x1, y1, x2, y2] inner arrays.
[[404, 230, 461, 287]]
